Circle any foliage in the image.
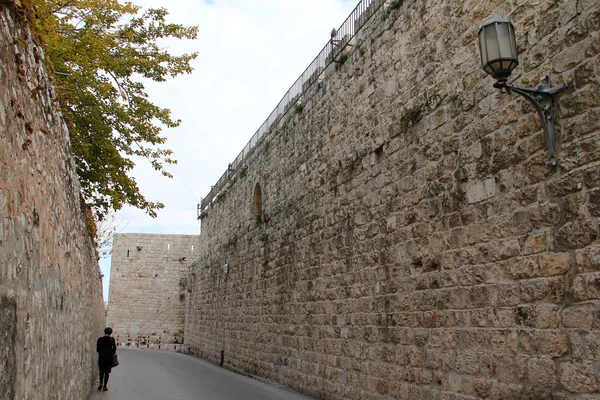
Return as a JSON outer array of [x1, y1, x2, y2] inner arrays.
[[294, 102, 304, 113], [81, 195, 98, 251], [400, 104, 423, 131], [389, 0, 404, 10], [338, 51, 349, 64], [30, 0, 199, 221]]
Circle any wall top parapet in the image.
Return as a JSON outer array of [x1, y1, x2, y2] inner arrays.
[[199, 0, 387, 212]]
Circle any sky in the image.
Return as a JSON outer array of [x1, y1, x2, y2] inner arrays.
[[99, 0, 361, 301]]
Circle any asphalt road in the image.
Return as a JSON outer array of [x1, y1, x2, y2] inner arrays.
[[90, 348, 313, 400]]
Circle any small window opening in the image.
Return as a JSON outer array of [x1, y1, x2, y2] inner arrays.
[[191, 244, 194, 253], [251, 183, 263, 216], [127, 250, 130, 257], [167, 243, 171, 251], [374, 145, 384, 164]]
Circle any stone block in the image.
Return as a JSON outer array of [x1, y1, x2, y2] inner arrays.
[[536, 331, 569, 358], [539, 252, 572, 276], [583, 164, 600, 189], [504, 256, 538, 280], [528, 357, 557, 387], [466, 178, 495, 204], [589, 189, 600, 216], [569, 331, 588, 359], [590, 9, 600, 31], [563, 109, 600, 144], [585, 331, 600, 359], [575, 246, 600, 273], [516, 304, 560, 328], [559, 360, 599, 393], [556, 218, 598, 250], [562, 304, 599, 328], [0, 296, 16, 399], [571, 273, 600, 301], [560, 84, 600, 119], [522, 230, 548, 255], [521, 277, 565, 305], [548, 171, 584, 197], [560, 0, 579, 25], [585, 32, 600, 57]]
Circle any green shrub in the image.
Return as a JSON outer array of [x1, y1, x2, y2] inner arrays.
[[338, 52, 349, 64], [389, 0, 404, 10]]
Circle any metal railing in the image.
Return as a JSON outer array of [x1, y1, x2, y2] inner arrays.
[[200, 0, 386, 211]]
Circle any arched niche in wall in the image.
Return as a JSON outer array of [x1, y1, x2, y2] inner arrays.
[[251, 183, 262, 217]]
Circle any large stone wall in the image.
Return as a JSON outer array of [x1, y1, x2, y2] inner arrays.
[[0, 4, 105, 400], [107, 233, 199, 347], [187, 0, 600, 398]]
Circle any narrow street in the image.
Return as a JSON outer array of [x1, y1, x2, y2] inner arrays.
[[90, 348, 313, 400]]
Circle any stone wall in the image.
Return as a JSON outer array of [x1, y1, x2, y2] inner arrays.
[[188, 0, 600, 398], [0, 4, 105, 400], [107, 233, 199, 347]]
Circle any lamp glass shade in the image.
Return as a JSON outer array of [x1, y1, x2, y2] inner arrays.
[[478, 17, 518, 81]]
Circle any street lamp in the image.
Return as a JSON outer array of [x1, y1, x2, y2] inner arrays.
[[479, 17, 519, 82], [478, 17, 568, 167]]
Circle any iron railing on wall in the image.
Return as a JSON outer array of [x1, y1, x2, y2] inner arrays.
[[200, 0, 386, 211]]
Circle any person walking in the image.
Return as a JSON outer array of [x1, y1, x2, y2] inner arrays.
[[97, 327, 117, 391]]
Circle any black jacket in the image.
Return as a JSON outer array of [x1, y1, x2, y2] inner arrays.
[[97, 336, 117, 371]]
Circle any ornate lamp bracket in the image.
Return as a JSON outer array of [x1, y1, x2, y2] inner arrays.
[[495, 75, 568, 167]]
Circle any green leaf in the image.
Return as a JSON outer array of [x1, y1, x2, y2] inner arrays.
[[30, 0, 199, 226]]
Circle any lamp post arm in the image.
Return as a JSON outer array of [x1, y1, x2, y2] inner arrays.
[[499, 76, 568, 167], [506, 82, 568, 96]]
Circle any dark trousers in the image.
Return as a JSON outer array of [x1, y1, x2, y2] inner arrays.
[[99, 370, 110, 386]]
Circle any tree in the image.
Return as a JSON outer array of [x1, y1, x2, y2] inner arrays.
[[31, 0, 198, 222]]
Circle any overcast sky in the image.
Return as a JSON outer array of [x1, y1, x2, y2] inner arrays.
[[99, 0, 360, 300]]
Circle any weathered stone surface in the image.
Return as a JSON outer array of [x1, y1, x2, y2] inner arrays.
[[0, 296, 16, 399], [556, 218, 598, 249], [107, 233, 199, 347], [589, 189, 600, 216], [0, 5, 104, 400], [539, 252, 572, 276], [562, 304, 600, 329], [560, 361, 599, 393], [571, 272, 600, 301], [186, 0, 600, 399]]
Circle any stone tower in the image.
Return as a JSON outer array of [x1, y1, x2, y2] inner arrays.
[[107, 233, 199, 348]]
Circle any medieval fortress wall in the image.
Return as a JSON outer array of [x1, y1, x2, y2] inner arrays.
[[187, 0, 600, 398], [0, 4, 105, 400], [107, 233, 199, 347]]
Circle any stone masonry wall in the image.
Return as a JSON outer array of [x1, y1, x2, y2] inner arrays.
[[0, 4, 105, 400], [107, 233, 199, 347], [188, 0, 600, 398]]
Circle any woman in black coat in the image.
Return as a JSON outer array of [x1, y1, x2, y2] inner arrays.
[[96, 327, 117, 391]]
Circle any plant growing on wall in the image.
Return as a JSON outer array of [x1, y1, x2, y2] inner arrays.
[[337, 51, 349, 64], [27, 0, 198, 227], [399, 104, 423, 131], [389, 0, 404, 10]]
